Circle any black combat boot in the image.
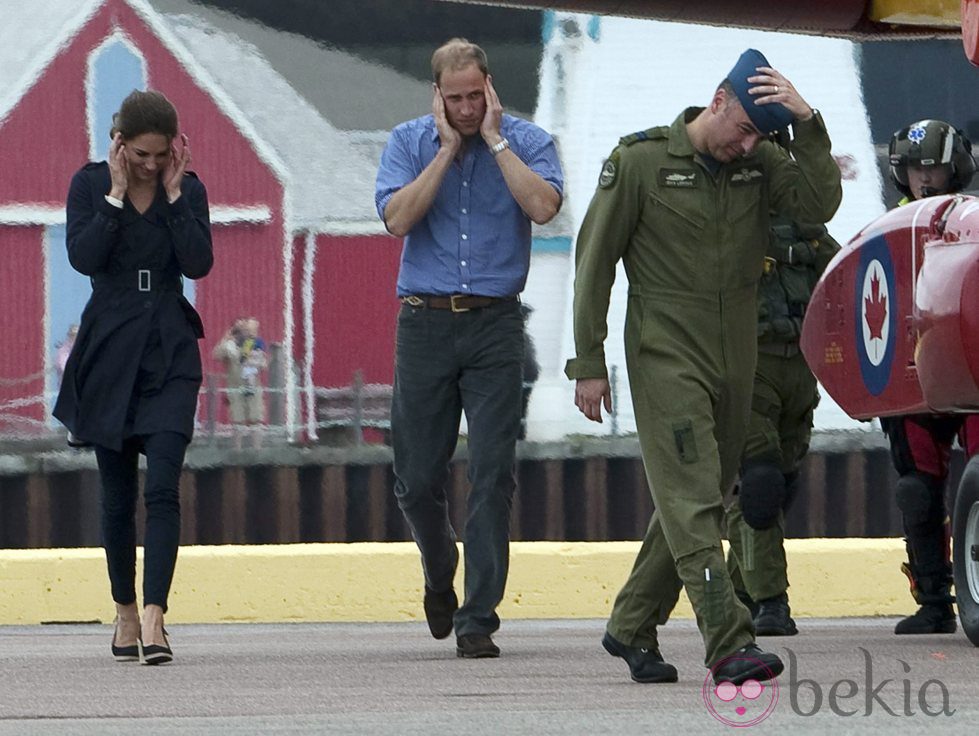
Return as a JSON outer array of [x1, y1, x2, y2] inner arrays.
[[895, 604, 956, 635], [712, 643, 784, 685], [753, 593, 798, 636], [895, 567, 956, 635]]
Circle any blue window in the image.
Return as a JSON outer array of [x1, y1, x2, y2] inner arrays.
[[87, 34, 147, 161]]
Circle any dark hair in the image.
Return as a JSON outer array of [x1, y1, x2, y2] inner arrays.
[[718, 79, 737, 105], [431, 38, 489, 85], [109, 89, 179, 141]]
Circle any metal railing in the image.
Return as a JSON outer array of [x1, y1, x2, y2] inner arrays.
[[3, 349, 549, 448]]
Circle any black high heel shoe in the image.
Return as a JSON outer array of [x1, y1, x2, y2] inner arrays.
[[139, 628, 173, 666], [111, 619, 140, 662]]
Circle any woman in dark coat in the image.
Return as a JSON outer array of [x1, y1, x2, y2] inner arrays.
[[54, 90, 212, 665]]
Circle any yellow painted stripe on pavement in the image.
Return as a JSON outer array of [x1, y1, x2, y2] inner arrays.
[[0, 539, 907, 625]]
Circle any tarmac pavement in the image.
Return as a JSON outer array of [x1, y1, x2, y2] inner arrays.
[[0, 618, 975, 735]]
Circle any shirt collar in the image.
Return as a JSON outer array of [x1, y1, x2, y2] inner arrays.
[[666, 107, 703, 159]]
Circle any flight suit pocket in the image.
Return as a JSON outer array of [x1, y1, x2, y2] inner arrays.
[[648, 191, 706, 231], [672, 418, 699, 464]]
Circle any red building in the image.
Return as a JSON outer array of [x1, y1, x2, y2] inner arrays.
[[0, 0, 403, 441]]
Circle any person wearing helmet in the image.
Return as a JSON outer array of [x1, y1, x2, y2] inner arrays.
[[883, 119, 979, 635], [889, 119, 976, 201]]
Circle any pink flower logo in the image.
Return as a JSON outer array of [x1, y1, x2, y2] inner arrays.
[[703, 655, 779, 727]]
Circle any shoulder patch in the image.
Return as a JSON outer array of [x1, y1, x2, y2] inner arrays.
[[599, 150, 620, 189]]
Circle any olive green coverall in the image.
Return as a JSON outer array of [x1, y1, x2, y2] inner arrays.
[[726, 220, 842, 604], [565, 108, 842, 666]]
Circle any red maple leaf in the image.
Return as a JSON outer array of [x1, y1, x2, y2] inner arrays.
[[864, 270, 887, 340]]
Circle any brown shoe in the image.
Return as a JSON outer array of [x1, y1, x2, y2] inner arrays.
[[456, 633, 500, 659], [423, 587, 458, 640]]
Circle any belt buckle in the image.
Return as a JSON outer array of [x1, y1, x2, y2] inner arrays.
[[450, 294, 470, 313], [138, 269, 151, 292], [403, 295, 424, 307]]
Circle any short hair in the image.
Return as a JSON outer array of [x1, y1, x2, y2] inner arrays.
[[431, 38, 489, 85], [718, 79, 737, 105], [109, 89, 179, 141]]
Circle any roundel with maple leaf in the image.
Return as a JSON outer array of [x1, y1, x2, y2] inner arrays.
[[855, 233, 897, 396]]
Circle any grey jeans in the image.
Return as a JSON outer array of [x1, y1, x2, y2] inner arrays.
[[391, 299, 524, 637]]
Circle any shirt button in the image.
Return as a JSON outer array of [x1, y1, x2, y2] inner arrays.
[[461, 234, 468, 240], [462, 283, 469, 290], [461, 208, 467, 214], [461, 260, 467, 266], [462, 181, 469, 187]]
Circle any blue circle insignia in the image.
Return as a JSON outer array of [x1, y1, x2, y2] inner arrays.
[[908, 125, 926, 144], [855, 234, 897, 396]]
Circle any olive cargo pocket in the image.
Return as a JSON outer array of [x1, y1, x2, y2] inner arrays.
[[672, 419, 699, 464]]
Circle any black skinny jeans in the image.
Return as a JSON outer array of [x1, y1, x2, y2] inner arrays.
[[94, 431, 188, 612]]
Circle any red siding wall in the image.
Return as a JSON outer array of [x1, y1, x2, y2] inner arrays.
[[0, 228, 46, 430], [310, 234, 401, 388]]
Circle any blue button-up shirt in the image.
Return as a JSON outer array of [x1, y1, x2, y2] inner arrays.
[[375, 114, 563, 297]]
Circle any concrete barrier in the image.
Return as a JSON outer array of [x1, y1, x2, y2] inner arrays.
[[0, 539, 909, 625]]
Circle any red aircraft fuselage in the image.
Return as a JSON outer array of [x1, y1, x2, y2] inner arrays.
[[801, 195, 979, 419]]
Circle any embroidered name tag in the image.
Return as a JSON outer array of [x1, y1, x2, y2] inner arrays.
[[660, 169, 697, 188], [730, 167, 764, 186]]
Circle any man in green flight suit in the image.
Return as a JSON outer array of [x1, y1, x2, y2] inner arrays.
[[725, 211, 842, 638], [566, 49, 842, 685]]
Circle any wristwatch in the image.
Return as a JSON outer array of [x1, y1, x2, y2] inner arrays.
[[490, 138, 510, 156]]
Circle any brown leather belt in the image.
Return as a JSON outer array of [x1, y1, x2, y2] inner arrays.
[[400, 294, 517, 313]]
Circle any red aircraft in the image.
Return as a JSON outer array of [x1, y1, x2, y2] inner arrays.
[[799, 195, 979, 645]]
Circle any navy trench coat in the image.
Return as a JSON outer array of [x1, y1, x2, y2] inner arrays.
[[53, 162, 213, 451]]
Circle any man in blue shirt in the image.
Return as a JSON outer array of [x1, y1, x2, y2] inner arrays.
[[375, 38, 563, 659]]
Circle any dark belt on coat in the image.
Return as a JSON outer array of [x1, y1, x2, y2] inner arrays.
[[400, 294, 518, 313], [92, 269, 182, 293]]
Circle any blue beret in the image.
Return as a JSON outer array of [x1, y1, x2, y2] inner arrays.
[[727, 49, 794, 134]]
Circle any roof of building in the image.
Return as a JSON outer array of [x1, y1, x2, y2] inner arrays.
[[158, 7, 383, 231], [0, 1, 100, 126], [150, 0, 435, 131]]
